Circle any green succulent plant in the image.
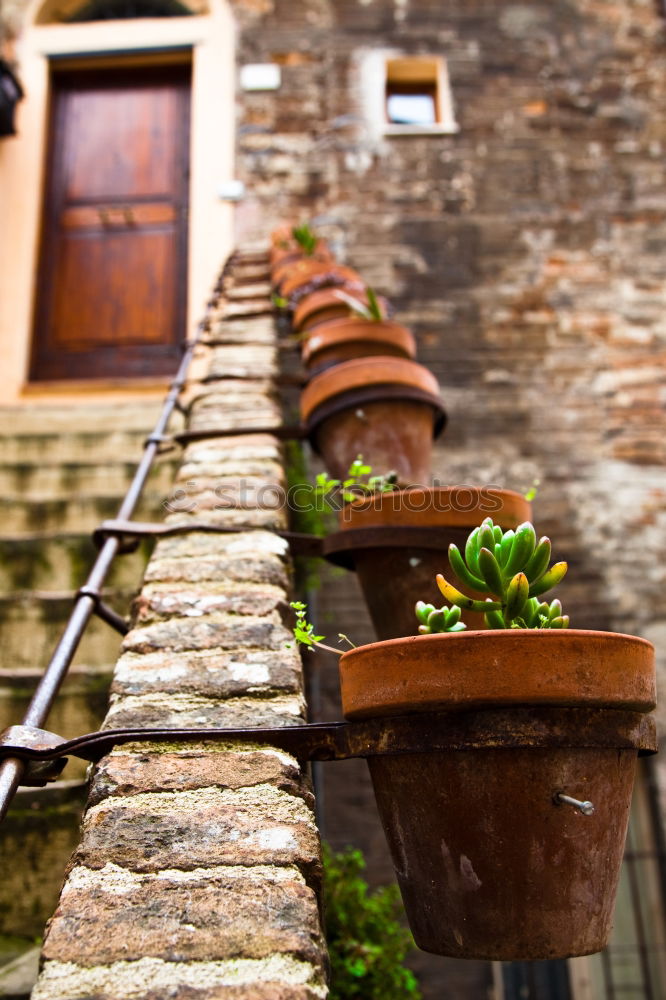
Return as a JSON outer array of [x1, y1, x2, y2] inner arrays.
[[291, 222, 318, 256], [415, 601, 467, 634], [418, 517, 569, 632]]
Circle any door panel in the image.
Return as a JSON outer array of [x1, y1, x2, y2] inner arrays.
[[52, 229, 176, 349], [31, 63, 190, 381]]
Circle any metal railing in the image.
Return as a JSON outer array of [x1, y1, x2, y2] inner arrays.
[[0, 265, 232, 822]]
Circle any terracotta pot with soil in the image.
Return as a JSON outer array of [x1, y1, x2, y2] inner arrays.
[[302, 318, 416, 376], [300, 357, 446, 484], [339, 628, 657, 961], [270, 242, 333, 279], [293, 287, 387, 333], [324, 487, 531, 638], [279, 263, 362, 302]]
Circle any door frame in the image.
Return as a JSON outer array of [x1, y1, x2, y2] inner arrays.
[[0, 0, 235, 399]]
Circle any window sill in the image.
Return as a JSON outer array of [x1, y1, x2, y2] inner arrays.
[[383, 123, 460, 136]]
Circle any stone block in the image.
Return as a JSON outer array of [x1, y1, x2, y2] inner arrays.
[[122, 614, 293, 654], [32, 957, 326, 1000], [144, 552, 289, 588], [89, 745, 310, 802], [132, 582, 289, 624], [176, 458, 284, 482], [74, 785, 321, 875], [165, 506, 288, 531], [207, 343, 277, 376], [206, 317, 277, 346], [111, 646, 303, 698], [43, 864, 323, 966], [103, 692, 306, 729], [150, 529, 290, 562], [217, 300, 273, 319], [182, 437, 282, 467]]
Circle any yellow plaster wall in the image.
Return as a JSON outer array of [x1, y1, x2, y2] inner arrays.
[[0, 1, 236, 405]]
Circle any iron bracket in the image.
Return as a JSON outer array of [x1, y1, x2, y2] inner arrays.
[[322, 524, 468, 569], [0, 708, 656, 787], [0, 727, 69, 785], [92, 518, 323, 559], [172, 425, 307, 446], [76, 586, 129, 636]]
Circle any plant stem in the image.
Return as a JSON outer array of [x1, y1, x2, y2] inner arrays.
[[311, 640, 343, 656]]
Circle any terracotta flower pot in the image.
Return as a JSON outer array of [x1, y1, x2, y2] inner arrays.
[[280, 264, 362, 302], [300, 357, 446, 484], [270, 243, 333, 278], [324, 487, 531, 637], [270, 224, 294, 245], [293, 287, 389, 332], [339, 630, 657, 961], [302, 318, 416, 376]]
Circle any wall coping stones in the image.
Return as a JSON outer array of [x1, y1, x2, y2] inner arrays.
[[32, 247, 329, 1000]]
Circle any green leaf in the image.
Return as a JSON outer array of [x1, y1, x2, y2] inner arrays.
[[477, 547, 505, 596], [292, 223, 317, 255], [365, 286, 384, 321]]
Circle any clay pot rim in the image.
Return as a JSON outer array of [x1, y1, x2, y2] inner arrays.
[[339, 628, 656, 719], [341, 627, 655, 658], [300, 357, 440, 422], [281, 264, 361, 297], [344, 485, 528, 515], [293, 286, 367, 329], [302, 320, 416, 364], [271, 247, 334, 280]]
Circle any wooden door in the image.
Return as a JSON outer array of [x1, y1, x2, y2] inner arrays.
[[31, 63, 191, 381]]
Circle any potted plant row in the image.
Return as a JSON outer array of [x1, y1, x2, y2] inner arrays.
[[277, 224, 657, 963], [291, 518, 657, 962], [299, 356, 445, 484], [272, 223, 446, 483]]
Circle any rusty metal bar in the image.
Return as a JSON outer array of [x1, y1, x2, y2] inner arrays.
[[0, 708, 657, 787], [92, 518, 324, 559], [0, 267, 232, 823], [172, 424, 306, 446]]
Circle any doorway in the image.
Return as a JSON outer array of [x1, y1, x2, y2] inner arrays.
[[30, 60, 191, 381]]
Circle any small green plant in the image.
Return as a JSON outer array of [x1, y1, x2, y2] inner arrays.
[[289, 601, 352, 654], [333, 286, 385, 321], [523, 477, 541, 502], [322, 843, 422, 1000], [292, 222, 318, 256], [421, 517, 569, 632], [315, 455, 398, 509]]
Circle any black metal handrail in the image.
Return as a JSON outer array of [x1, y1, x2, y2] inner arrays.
[[0, 264, 235, 822]]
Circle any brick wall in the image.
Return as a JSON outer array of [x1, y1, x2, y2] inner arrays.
[[31, 250, 329, 1000]]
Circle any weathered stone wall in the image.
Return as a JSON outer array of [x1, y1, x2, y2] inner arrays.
[[30, 253, 328, 1000]]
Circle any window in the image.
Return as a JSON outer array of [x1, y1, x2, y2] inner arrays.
[[384, 56, 457, 133], [66, 0, 194, 20]]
